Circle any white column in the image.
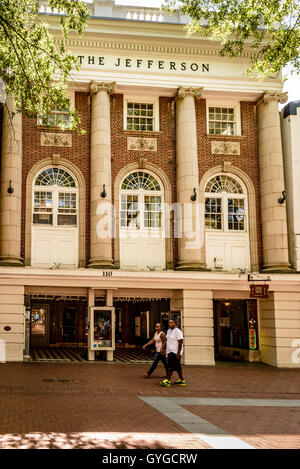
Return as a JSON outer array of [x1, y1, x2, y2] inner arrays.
[[175, 86, 206, 270], [88, 81, 116, 269], [0, 97, 23, 266], [257, 91, 291, 271]]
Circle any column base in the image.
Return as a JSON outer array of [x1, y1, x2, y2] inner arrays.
[[0, 256, 24, 267], [261, 263, 294, 273], [87, 258, 117, 269], [175, 261, 209, 271]]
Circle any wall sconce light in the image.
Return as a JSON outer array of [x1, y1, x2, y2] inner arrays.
[[100, 184, 107, 198], [278, 190, 286, 204], [7, 180, 14, 194], [190, 188, 197, 201]]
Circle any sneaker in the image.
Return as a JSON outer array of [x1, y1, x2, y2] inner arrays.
[[173, 379, 186, 386], [160, 379, 171, 387]]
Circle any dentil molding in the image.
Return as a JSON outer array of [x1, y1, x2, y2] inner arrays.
[[54, 38, 254, 61]]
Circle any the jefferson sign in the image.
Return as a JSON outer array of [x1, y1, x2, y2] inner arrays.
[[77, 55, 210, 74]]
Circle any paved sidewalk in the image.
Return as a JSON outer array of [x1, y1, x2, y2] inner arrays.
[[0, 361, 299, 449]]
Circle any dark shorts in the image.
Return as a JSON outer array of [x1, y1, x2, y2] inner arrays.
[[167, 352, 182, 372]]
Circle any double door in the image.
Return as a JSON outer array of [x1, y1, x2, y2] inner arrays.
[[53, 302, 87, 345], [119, 190, 166, 270]]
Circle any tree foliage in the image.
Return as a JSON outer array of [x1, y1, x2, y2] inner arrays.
[[0, 0, 89, 130], [164, 0, 300, 80]]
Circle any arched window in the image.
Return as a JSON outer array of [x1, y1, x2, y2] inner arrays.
[[205, 175, 243, 194], [34, 168, 76, 187], [33, 167, 78, 226], [121, 171, 161, 191], [120, 171, 163, 229], [205, 174, 247, 231], [119, 169, 166, 270]]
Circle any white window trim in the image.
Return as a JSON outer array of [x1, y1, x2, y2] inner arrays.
[[205, 193, 247, 233], [206, 101, 241, 136], [37, 89, 75, 127], [123, 96, 160, 132], [204, 173, 248, 233], [32, 186, 78, 229], [119, 169, 164, 232]]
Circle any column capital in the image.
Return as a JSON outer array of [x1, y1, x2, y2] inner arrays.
[[90, 81, 116, 95], [256, 91, 288, 106], [176, 86, 203, 100]]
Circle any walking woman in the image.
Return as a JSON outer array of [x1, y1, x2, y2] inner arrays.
[[143, 323, 169, 378]]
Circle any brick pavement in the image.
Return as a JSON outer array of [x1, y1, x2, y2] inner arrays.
[[0, 361, 299, 449]]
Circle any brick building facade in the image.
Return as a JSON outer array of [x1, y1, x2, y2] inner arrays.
[[0, 1, 299, 368]]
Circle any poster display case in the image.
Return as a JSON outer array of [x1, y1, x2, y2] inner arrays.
[[89, 306, 115, 351]]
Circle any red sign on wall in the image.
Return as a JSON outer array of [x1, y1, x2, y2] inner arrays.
[[250, 284, 269, 298]]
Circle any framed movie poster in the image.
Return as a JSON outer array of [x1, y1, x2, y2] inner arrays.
[[89, 307, 115, 351]]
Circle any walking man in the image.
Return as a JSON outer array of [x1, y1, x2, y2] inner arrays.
[[160, 319, 186, 387], [143, 322, 169, 378]]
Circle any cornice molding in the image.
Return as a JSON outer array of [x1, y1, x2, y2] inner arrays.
[[54, 38, 254, 60]]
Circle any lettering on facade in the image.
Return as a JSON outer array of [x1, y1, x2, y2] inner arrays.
[[127, 137, 157, 152], [41, 132, 72, 147], [211, 141, 240, 155], [103, 271, 113, 277], [77, 55, 210, 73]]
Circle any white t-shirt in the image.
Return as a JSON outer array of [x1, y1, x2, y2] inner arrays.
[[166, 327, 184, 355]]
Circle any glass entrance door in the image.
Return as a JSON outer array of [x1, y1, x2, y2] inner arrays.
[[31, 306, 49, 347], [213, 299, 259, 361]]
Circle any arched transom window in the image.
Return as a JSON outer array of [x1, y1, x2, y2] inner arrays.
[[121, 171, 161, 191], [34, 167, 76, 187], [120, 171, 163, 229], [205, 175, 243, 194], [33, 167, 78, 227], [205, 174, 247, 231]]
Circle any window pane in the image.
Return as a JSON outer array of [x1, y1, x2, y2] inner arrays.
[[127, 101, 155, 131], [208, 106, 236, 135], [33, 214, 53, 225], [228, 199, 245, 230], [58, 193, 76, 212], [144, 195, 162, 228], [38, 109, 70, 128], [57, 214, 77, 226], [34, 191, 52, 211], [205, 197, 222, 229]]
